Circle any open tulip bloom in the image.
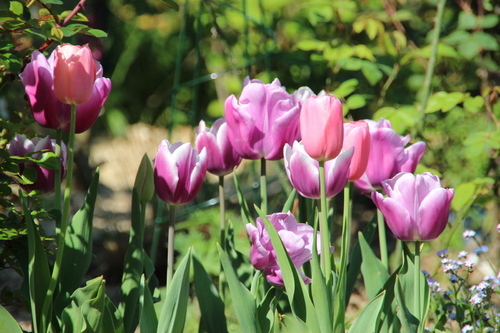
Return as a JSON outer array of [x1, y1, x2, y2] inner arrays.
[[284, 141, 353, 199], [19, 47, 111, 133], [354, 118, 426, 194], [371, 172, 455, 241], [224, 78, 301, 161]]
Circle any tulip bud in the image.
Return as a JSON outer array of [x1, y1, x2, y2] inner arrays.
[[343, 120, 371, 181], [134, 154, 155, 206], [300, 94, 344, 161], [53, 44, 96, 105]]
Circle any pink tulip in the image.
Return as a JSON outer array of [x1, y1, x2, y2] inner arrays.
[[19, 49, 111, 133], [154, 140, 208, 205], [224, 78, 301, 160], [7, 134, 67, 194], [343, 121, 371, 181], [354, 119, 426, 193], [195, 119, 242, 176], [246, 212, 328, 286], [53, 44, 96, 105], [371, 172, 454, 241], [283, 141, 353, 199], [300, 94, 344, 161]]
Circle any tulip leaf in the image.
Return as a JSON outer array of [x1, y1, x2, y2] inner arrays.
[[347, 290, 386, 333], [255, 206, 320, 332], [359, 232, 389, 300], [139, 274, 158, 333], [217, 244, 259, 333], [282, 188, 296, 213], [395, 275, 418, 333], [192, 253, 228, 333], [233, 173, 253, 225], [0, 304, 23, 333], [156, 249, 191, 333]]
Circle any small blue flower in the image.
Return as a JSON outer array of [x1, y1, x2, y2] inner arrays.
[[437, 249, 449, 258], [462, 230, 476, 238], [473, 245, 488, 255]]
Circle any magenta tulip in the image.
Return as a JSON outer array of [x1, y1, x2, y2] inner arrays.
[[354, 119, 426, 193], [195, 119, 242, 176], [371, 172, 454, 241], [224, 78, 301, 160], [53, 44, 96, 105], [343, 120, 371, 181], [283, 141, 353, 199], [300, 94, 344, 161], [7, 134, 67, 194], [19, 48, 111, 133], [246, 211, 326, 286], [154, 140, 208, 205]]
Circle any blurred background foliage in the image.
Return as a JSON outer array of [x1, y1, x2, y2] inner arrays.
[[1, 0, 499, 297]]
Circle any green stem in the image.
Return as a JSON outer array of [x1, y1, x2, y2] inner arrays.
[[219, 175, 226, 250], [149, 199, 164, 266], [414, 241, 421, 329], [319, 161, 331, 280], [41, 103, 77, 332], [419, 0, 446, 114], [167, 205, 177, 288], [260, 158, 267, 215], [377, 209, 388, 270], [54, 129, 62, 228]]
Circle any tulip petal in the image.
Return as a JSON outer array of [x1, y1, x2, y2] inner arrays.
[[400, 142, 426, 174], [154, 141, 179, 203], [417, 188, 454, 240], [382, 173, 417, 221], [372, 192, 415, 241], [325, 148, 353, 198], [284, 142, 320, 199]]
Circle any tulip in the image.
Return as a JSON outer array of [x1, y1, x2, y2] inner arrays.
[[246, 211, 327, 286], [354, 119, 426, 193], [19, 48, 111, 133], [224, 78, 301, 160], [7, 134, 67, 194], [343, 120, 371, 181], [300, 94, 344, 161], [195, 119, 242, 176], [154, 140, 208, 205], [53, 44, 96, 105], [283, 141, 353, 199], [371, 172, 454, 241], [292, 86, 326, 104]]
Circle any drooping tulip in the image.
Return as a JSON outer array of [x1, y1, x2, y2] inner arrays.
[[371, 172, 454, 241], [343, 120, 371, 181], [300, 94, 344, 161], [53, 44, 96, 105], [19, 47, 111, 133], [195, 119, 242, 176], [283, 141, 353, 199], [354, 119, 426, 193], [7, 134, 67, 194], [246, 211, 328, 287], [154, 140, 208, 205], [224, 78, 301, 161]]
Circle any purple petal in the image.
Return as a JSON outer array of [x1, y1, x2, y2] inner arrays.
[[325, 148, 353, 198], [399, 142, 426, 174], [284, 142, 320, 199], [372, 191, 415, 241], [417, 188, 454, 240]]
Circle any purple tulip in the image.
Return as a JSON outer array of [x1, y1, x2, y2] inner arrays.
[[7, 134, 67, 194], [371, 172, 455, 241], [195, 119, 242, 176], [19, 50, 111, 133], [354, 119, 426, 193], [224, 78, 301, 160], [283, 141, 354, 199], [154, 140, 208, 205], [246, 212, 325, 287]]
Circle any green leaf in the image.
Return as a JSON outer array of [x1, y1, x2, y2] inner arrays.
[[9, 1, 24, 16], [463, 96, 484, 113], [451, 182, 476, 212], [22, 193, 51, 333], [458, 38, 482, 59], [139, 275, 158, 333], [157, 0, 180, 11], [472, 32, 499, 51], [425, 91, 467, 113], [347, 291, 386, 333], [86, 29, 108, 38], [332, 79, 359, 98], [359, 232, 389, 300], [156, 249, 192, 333], [478, 14, 499, 29], [346, 94, 366, 110], [282, 188, 296, 213], [0, 304, 23, 333], [395, 276, 418, 333], [218, 245, 260, 333], [55, 170, 100, 314], [233, 173, 253, 225], [192, 253, 228, 333], [295, 39, 328, 52], [337, 58, 364, 71], [442, 30, 470, 45], [134, 154, 154, 206], [457, 12, 477, 30], [40, 0, 63, 4], [361, 61, 383, 86]]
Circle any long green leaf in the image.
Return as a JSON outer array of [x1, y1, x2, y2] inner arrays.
[[22, 193, 51, 333], [233, 172, 253, 225], [217, 244, 259, 333], [56, 169, 100, 313], [139, 275, 158, 333], [347, 291, 386, 333], [359, 232, 389, 300], [255, 206, 319, 332], [192, 253, 228, 333], [281, 188, 297, 213], [157, 249, 191, 333], [395, 275, 418, 333], [0, 304, 23, 333]]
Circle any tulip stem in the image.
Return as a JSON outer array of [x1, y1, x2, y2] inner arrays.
[[54, 129, 62, 227], [167, 205, 177, 289], [219, 175, 226, 250], [260, 158, 267, 215], [41, 104, 77, 332], [319, 161, 331, 281], [414, 241, 422, 329], [150, 199, 164, 266], [377, 209, 389, 270]]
